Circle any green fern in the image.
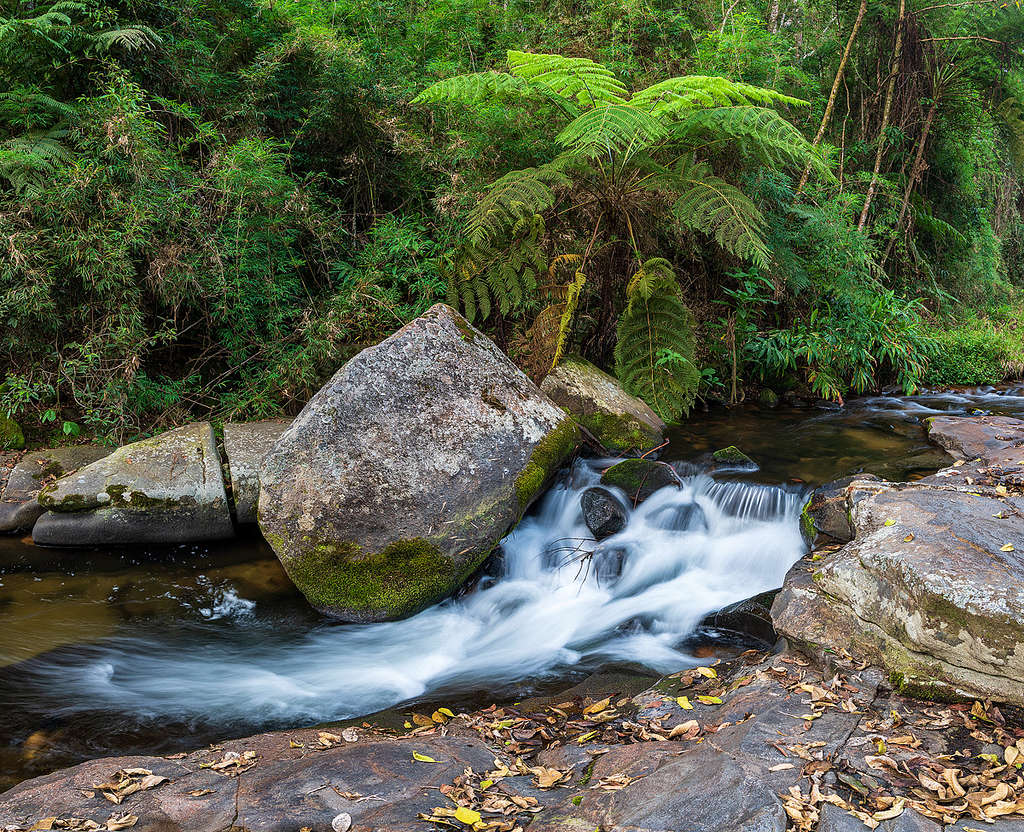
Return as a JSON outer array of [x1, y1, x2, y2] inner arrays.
[[552, 269, 586, 367], [411, 72, 531, 106], [674, 106, 829, 177], [506, 51, 627, 108], [630, 76, 807, 119], [615, 261, 699, 421], [556, 104, 667, 158], [464, 157, 571, 247], [0, 129, 73, 194], [89, 25, 160, 53]]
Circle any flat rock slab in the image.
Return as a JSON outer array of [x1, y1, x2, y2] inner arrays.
[[0, 729, 496, 832], [33, 423, 233, 546], [258, 304, 578, 622], [223, 420, 290, 524], [774, 414, 1024, 705], [0, 446, 112, 534], [540, 356, 665, 452]]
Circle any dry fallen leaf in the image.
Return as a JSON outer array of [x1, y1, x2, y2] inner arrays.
[[412, 752, 438, 763]]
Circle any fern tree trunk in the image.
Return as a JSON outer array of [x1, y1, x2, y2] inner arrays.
[[858, 0, 907, 231], [796, 0, 868, 194], [881, 96, 938, 267]]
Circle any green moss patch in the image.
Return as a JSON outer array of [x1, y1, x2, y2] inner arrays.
[[0, 415, 24, 450], [515, 417, 580, 508], [577, 410, 657, 453], [282, 537, 481, 620], [712, 445, 754, 466]]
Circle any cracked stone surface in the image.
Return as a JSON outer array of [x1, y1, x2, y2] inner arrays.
[[773, 414, 1024, 705]]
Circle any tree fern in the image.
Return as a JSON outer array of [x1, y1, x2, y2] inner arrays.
[[506, 51, 627, 108], [556, 104, 667, 158], [674, 106, 830, 178], [464, 157, 571, 247], [0, 130, 72, 194], [89, 25, 160, 53], [630, 76, 807, 119], [411, 72, 532, 106], [552, 269, 586, 367], [615, 261, 699, 421], [646, 157, 770, 267]]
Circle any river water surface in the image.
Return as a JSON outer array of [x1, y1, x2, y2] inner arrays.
[[2, 386, 1023, 788]]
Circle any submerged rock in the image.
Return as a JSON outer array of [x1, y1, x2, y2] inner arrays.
[[0, 446, 111, 534], [223, 420, 290, 524], [774, 414, 1024, 705], [540, 356, 665, 452], [710, 445, 758, 471], [601, 458, 681, 505], [32, 423, 233, 545], [581, 486, 627, 539], [258, 304, 578, 623]]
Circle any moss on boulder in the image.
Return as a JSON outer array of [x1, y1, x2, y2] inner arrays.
[[600, 458, 681, 504]]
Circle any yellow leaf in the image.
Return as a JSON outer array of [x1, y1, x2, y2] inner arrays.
[[697, 695, 722, 705], [677, 696, 693, 710], [479, 779, 494, 790], [403, 721, 412, 729], [695, 667, 717, 678], [583, 697, 611, 715], [412, 713, 435, 728], [289, 740, 304, 748], [996, 485, 1008, 496], [431, 711, 449, 723], [903, 534, 914, 542], [1000, 544, 1015, 552], [412, 752, 438, 763], [437, 707, 455, 718], [884, 518, 896, 527], [454, 807, 481, 825]]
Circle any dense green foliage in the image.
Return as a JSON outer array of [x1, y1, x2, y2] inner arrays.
[[1, 0, 1022, 437]]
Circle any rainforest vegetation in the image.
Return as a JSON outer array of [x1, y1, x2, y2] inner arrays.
[[1, 0, 1023, 437]]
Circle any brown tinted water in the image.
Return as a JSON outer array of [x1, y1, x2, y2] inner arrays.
[[2, 386, 1023, 789]]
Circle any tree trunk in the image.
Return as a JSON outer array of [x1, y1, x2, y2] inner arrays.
[[858, 0, 907, 230], [881, 97, 938, 267], [768, 0, 781, 32], [796, 0, 868, 193]]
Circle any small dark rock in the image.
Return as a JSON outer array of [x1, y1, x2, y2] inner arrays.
[[600, 459, 681, 505], [581, 486, 627, 539]]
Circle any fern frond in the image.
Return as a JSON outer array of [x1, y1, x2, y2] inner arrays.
[[615, 264, 699, 421], [465, 158, 570, 247], [552, 270, 586, 367], [89, 25, 160, 52], [556, 103, 667, 158], [0, 89, 76, 125], [626, 257, 675, 301], [0, 130, 73, 195], [507, 50, 627, 108], [411, 72, 531, 106], [646, 157, 770, 267], [674, 106, 830, 178], [630, 76, 807, 120]]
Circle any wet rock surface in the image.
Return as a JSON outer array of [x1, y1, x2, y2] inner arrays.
[[600, 458, 681, 505], [32, 423, 233, 546], [774, 414, 1024, 705], [580, 486, 627, 539], [8, 649, 1024, 832], [0, 446, 112, 534], [222, 420, 290, 525], [258, 304, 578, 623], [540, 356, 665, 453]]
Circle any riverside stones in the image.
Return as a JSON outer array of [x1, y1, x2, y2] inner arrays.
[[600, 458, 681, 505], [257, 304, 579, 622], [0, 446, 111, 533], [581, 486, 627, 539], [540, 356, 665, 452], [774, 414, 1024, 705], [32, 423, 233, 545], [223, 419, 290, 524]]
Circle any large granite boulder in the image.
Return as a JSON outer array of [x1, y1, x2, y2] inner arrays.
[[774, 415, 1024, 704], [258, 304, 579, 622], [0, 446, 112, 533], [541, 356, 665, 452], [223, 420, 290, 524], [32, 423, 233, 545]]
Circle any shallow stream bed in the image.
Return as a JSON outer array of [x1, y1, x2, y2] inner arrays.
[[2, 386, 1023, 790]]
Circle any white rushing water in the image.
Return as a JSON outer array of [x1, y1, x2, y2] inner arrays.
[[32, 459, 807, 727]]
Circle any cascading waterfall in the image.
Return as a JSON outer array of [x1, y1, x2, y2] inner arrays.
[[11, 459, 807, 731]]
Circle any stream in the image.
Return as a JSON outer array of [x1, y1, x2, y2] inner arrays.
[[3, 386, 1024, 789]]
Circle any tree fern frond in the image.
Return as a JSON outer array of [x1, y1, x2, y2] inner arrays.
[[674, 106, 830, 178], [0, 130, 73, 195], [556, 103, 667, 158], [630, 76, 807, 120], [507, 50, 627, 108], [89, 25, 160, 53], [552, 270, 586, 367], [626, 257, 675, 301], [647, 157, 770, 267], [615, 267, 699, 421], [465, 160, 569, 247], [411, 72, 531, 106], [0, 89, 76, 124]]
